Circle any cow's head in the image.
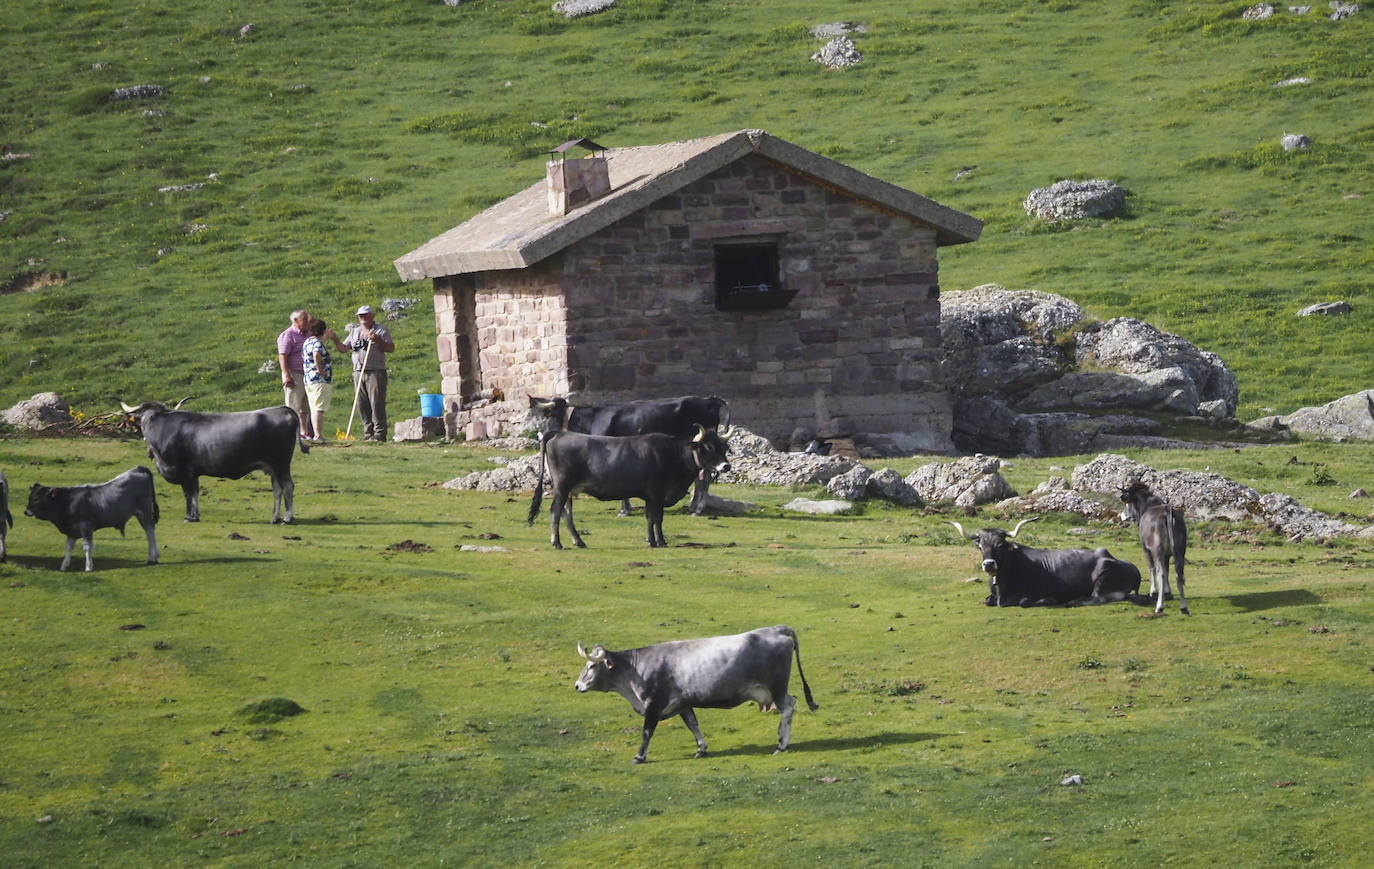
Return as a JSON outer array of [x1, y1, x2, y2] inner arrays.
[[1117, 481, 1152, 523], [119, 399, 188, 429], [528, 396, 572, 433], [24, 483, 59, 521], [948, 517, 1039, 579], [688, 424, 731, 479], [575, 643, 616, 692]]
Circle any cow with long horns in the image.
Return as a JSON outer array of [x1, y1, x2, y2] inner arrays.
[[121, 399, 306, 524], [1119, 481, 1189, 614], [528, 424, 731, 548], [574, 625, 819, 764], [949, 517, 1142, 607]]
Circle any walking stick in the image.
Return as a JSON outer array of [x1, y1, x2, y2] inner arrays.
[[344, 339, 376, 441]]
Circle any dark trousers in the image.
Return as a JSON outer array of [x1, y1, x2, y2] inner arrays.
[[353, 370, 388, 440]]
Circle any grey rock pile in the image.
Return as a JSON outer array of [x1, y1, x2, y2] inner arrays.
[[1296, 301, 1350, 317], [110, 84, 167, 101], [553, 0, 616, 17], [1, 392, 73, 431], [812, 37, 863, 69], [1250, 390, 1374, 441], [1023, 179, 1126, 221], [1281, 133, 1311, 151]]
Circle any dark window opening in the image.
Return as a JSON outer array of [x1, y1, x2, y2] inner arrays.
[[714, 239, 796, 311]]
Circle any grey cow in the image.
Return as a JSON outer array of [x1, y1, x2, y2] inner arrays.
[[574, 625, 819, 764], [24, 466, 160, 572], [1119, 481, 1189, 614]]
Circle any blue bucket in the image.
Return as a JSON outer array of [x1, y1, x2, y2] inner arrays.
[[420, 393, 445, 418]]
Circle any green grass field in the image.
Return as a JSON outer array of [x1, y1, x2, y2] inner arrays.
[[2, 436, 1373, 865]]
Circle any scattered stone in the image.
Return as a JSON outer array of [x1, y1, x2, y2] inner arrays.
[[1061, 774, 1083, 786], [1329, 2, 1361, 21], [1242, 4, 1275, 19], [158, 182, 205, 193], [3, 151, 32, 164], [907, 454, 1014, 507], [865, 468, 924, 507], [826, 465, 872, 500], [1249, 390, 1374, 441], [1290, 5, 1312, 13], [109, 84, 167, 101], [1273, 76, 1311, 87], [783, 497, 854, 515], [1281, 133, 1311, 151], [381, 297, 422, 320], [238, 23, 256, 38], [141, 108, 168, 118], [1351, 488, 1369, 498], [459, 544, 510, 553], [553, 0, 616, 17], [698, 494, 759, 515], [812, 36, 863, 69], [1296, 301, 1350, 317], [1023, 179, 1126, 221]]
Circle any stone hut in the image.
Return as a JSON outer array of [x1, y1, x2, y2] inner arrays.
[[394, 129, 981, 450]]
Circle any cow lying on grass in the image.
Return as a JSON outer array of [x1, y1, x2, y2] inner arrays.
[[25, 466, 160, 572], [574, 625, 819, 764], [949, 517, 1142, 607]]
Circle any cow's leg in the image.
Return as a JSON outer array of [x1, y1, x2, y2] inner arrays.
[[634, 705, 663, 764], [1175, 540, 1189, 615], [182, 479, 200, 522], [139, 513, 159, 565], [562, 498, 587, 548], [644, 501, 666, 547], [1151, 554, 1168, 614], [688, 476, 710, 516], [618, 498, 633, 517], [548, 492, 566, 549], [679, 708, 708, 758], [271, 471, 295, 525], [60, 536, 76, 571], [81, 535, 94, 572], [775, 692, 798, 753]]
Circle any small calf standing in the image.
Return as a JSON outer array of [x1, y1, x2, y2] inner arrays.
[[25, 466, 160, 572], [0, 469, 13, 561], [575, 625, 819, 764], [1119, 481, 1188, 614]]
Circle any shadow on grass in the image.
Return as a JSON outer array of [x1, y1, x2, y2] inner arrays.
[[701, 730, 939, 759], [1219, 589, 1324, 611], [0, 554, 163, 572]]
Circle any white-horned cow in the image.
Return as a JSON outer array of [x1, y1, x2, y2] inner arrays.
[[24, 466, 160, 572], [949, 517, 1142, 607], [527, 424, 731, 548], [528, 394, 732, 515], [574, 625, 819, 764], [1119, 481, 1189, 614], [121, 400, 305, 524]]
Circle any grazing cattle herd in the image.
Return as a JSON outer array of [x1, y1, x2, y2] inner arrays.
[[1, 393, 1200, 763]]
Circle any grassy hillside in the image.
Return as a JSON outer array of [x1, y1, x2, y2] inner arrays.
[[1, 0, 1371, 420]]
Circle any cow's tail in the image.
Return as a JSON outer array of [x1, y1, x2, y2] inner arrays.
[[526, 432, 551, 525], [782, 625, 819, 712]]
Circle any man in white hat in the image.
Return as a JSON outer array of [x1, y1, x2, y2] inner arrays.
[[341, 304, 395, 441]]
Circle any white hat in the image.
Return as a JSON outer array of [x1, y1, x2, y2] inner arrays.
[[356, 305, 373, 315]]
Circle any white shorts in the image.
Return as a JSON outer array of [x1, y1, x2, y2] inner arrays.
[[306, 381, 333, 415], [284, 379, 308, 413]]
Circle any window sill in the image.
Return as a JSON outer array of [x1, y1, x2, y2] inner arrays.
[[716, 286, 798, 311]]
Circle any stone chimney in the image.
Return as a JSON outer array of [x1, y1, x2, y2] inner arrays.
[[546, 138, 610, 217]]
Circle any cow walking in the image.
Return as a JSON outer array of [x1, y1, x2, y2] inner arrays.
[[528, 424, 731, 548], [0, 470, 12, 562], [24, 467, 160, 572], [121, 400, 305, 524], [574, 625, 819, 764], [1120, 482, 1189, 614], [949, 517, 1142, 607], [529, 395, 731, 515]]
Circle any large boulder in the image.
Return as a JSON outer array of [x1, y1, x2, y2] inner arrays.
[[941, 286, 1082, 399], [1249, 390, 1374, 441], [906, 454, 1014, 507], [1023, 179, 1126, 221], [1, 392, 73, 431], [1073, 318, 1238, 416]]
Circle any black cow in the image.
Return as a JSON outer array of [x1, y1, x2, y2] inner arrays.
[[1119, 481, 1189, 615], [948, 517, 1142, 607], [527, 425, 732, 549], [24, 466, 160, 572], [574, 625, 819, 764], [121, 400, 306, 524], [0, 470, 12, 562], [528, 395, 731, 515]]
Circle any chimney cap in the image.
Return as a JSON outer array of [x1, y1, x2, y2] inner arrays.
[[550, 138, 606, 156]]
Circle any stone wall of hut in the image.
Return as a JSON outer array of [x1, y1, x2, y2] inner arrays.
[[431, 154, 951, 450]]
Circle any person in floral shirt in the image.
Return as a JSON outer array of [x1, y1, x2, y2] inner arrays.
[[302, 318, 334, 445]]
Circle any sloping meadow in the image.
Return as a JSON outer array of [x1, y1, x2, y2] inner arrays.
[[1, 435, 1371, 865]]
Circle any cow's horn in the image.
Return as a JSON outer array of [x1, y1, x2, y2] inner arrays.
[[173, 397, 190, 409], [1008, 517, 1040, 538], [577, 642, 589, 660], [119, 401, 139, 413], [946, 520, 974, 540], [693, 423, 706, 443]]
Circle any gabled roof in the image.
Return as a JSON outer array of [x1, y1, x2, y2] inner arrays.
[[393, 129, 982, 282]]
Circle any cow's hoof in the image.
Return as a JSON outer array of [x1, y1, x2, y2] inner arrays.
[[282, 518, 294, 525], [631, 756, 645, 765], [773, 747, 788, 755], [185, 517, 200, 523], [575, 541, 587, 549], [1181, 607, 1190, 615], [694, 750, 708, 759]]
